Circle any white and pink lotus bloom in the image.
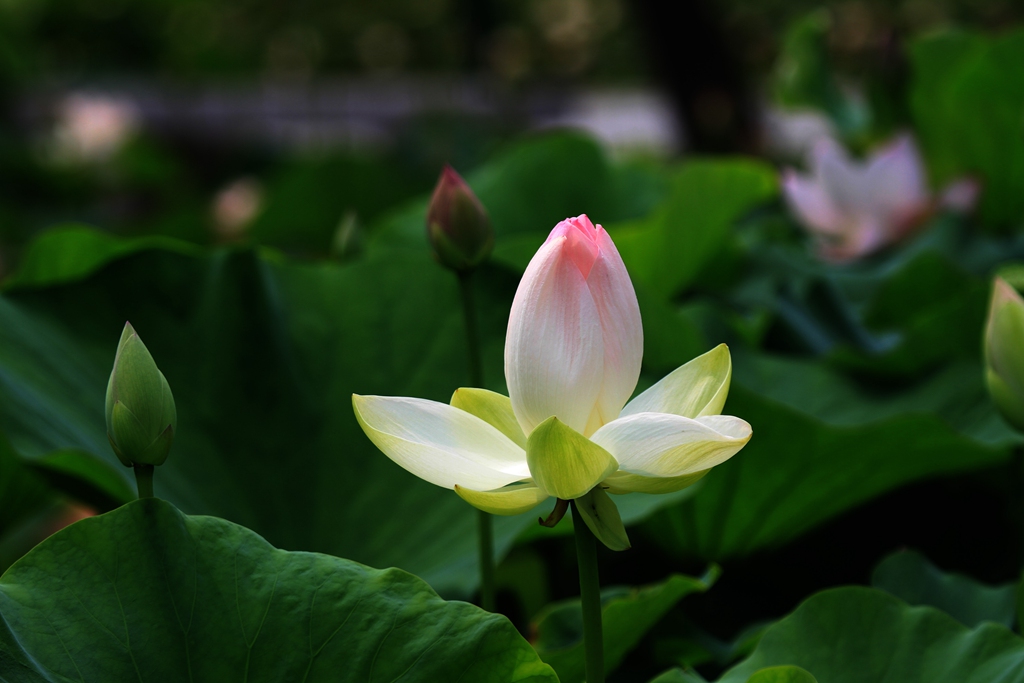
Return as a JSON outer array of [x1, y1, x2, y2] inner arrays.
[[353, 215, 751, 527], [781, 135, 978, 262]]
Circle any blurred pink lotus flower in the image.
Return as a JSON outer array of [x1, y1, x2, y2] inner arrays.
[[782, 135, 978, 261], [211, 177, 264, 241], [51, 93, 139, 163]]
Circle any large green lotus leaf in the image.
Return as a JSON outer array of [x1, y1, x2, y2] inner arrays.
[[872, 550, 1016, 629], [718, 587, 1024, 682], [645, 353, 1016, 560], [532, 571, 717, 683], [608, 159, 776, 300], [910, 28, 1024, 229], [0, 498, 557, 682], [3, 224, 202, 290]]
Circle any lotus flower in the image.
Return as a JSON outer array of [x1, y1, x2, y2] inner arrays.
[[782, 135, 978, 261], [353, 215, 750, 535]]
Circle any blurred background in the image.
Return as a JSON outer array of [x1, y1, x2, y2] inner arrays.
[[2, 0, 1022, 270]]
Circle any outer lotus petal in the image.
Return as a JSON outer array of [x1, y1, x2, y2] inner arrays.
[[866, 135, 929, 217], [590, 412, 750, 478], [352, 394, 529, 490], [450, 388, 527, 449], [603, 469, 709, 495], [454, 483, 548, 515], [585, 226, 643, 434], [506, 236, 605, 436], [621, 344, 732, 419], [781, 169, 844, 234], [526, 416, 618, 500]]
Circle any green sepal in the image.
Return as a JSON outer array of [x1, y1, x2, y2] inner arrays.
[[526, 416, 617, 500], [574, 486, 630, 551]]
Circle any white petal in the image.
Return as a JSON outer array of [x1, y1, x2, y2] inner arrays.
[[590, 412, 751, 477], [621, 344, 732, 419], [586, 226, 643, 432], [505, 236, 605, 436], [352, 394, 529, 490]]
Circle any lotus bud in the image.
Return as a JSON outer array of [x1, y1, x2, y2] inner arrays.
[[105, 322, 177, 467], [426, 165, 493, 272], [984, 277, 1024, 432]]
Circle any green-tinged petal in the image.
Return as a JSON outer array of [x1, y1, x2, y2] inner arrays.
[[109, 401, 152, 466], [986, 367, 1024, 433], [110, 333, 175, 435], [450, 388, 527, 449], [352, 394, 529, 491], [603, 469, 709, 495], [575, 486, 630, 551], [591, 412, 750, 481], [139, 425, 174, 467], [454, 482, 549, 515], [526, 416, 618, 500], [621, 343, 732, 419]]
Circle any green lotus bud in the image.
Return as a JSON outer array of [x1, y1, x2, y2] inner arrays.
[[105, 322, 177, 467], [426, 165, 494, 272], [984, 277, 1024, 432]]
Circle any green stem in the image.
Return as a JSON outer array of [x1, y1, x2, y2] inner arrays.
[[134, 464, 154, 499], [456, 269, 496, 611], [571, 500, 604, 683], [477, 507, 496, 611]]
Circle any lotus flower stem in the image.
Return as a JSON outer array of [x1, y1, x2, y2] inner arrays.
[[571, 498, 604, 683], [457, 269, 496, 612], [134, 464, 154, 499]]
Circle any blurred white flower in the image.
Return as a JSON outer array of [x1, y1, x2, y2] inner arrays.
[[782, 135, 978, 262], [51, 93, 139, 163], [212, 177, 264, 240]]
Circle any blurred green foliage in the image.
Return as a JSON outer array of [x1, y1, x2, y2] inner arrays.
[[910, 28, 1024, 230]]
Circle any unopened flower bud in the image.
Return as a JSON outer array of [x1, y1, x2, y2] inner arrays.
[[105, 322, 177, 467], [984, 277, 1024, 432], [426, 165, 493, 272]]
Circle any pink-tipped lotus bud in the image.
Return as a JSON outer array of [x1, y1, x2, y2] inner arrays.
[[426, 166, 493, 272]]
